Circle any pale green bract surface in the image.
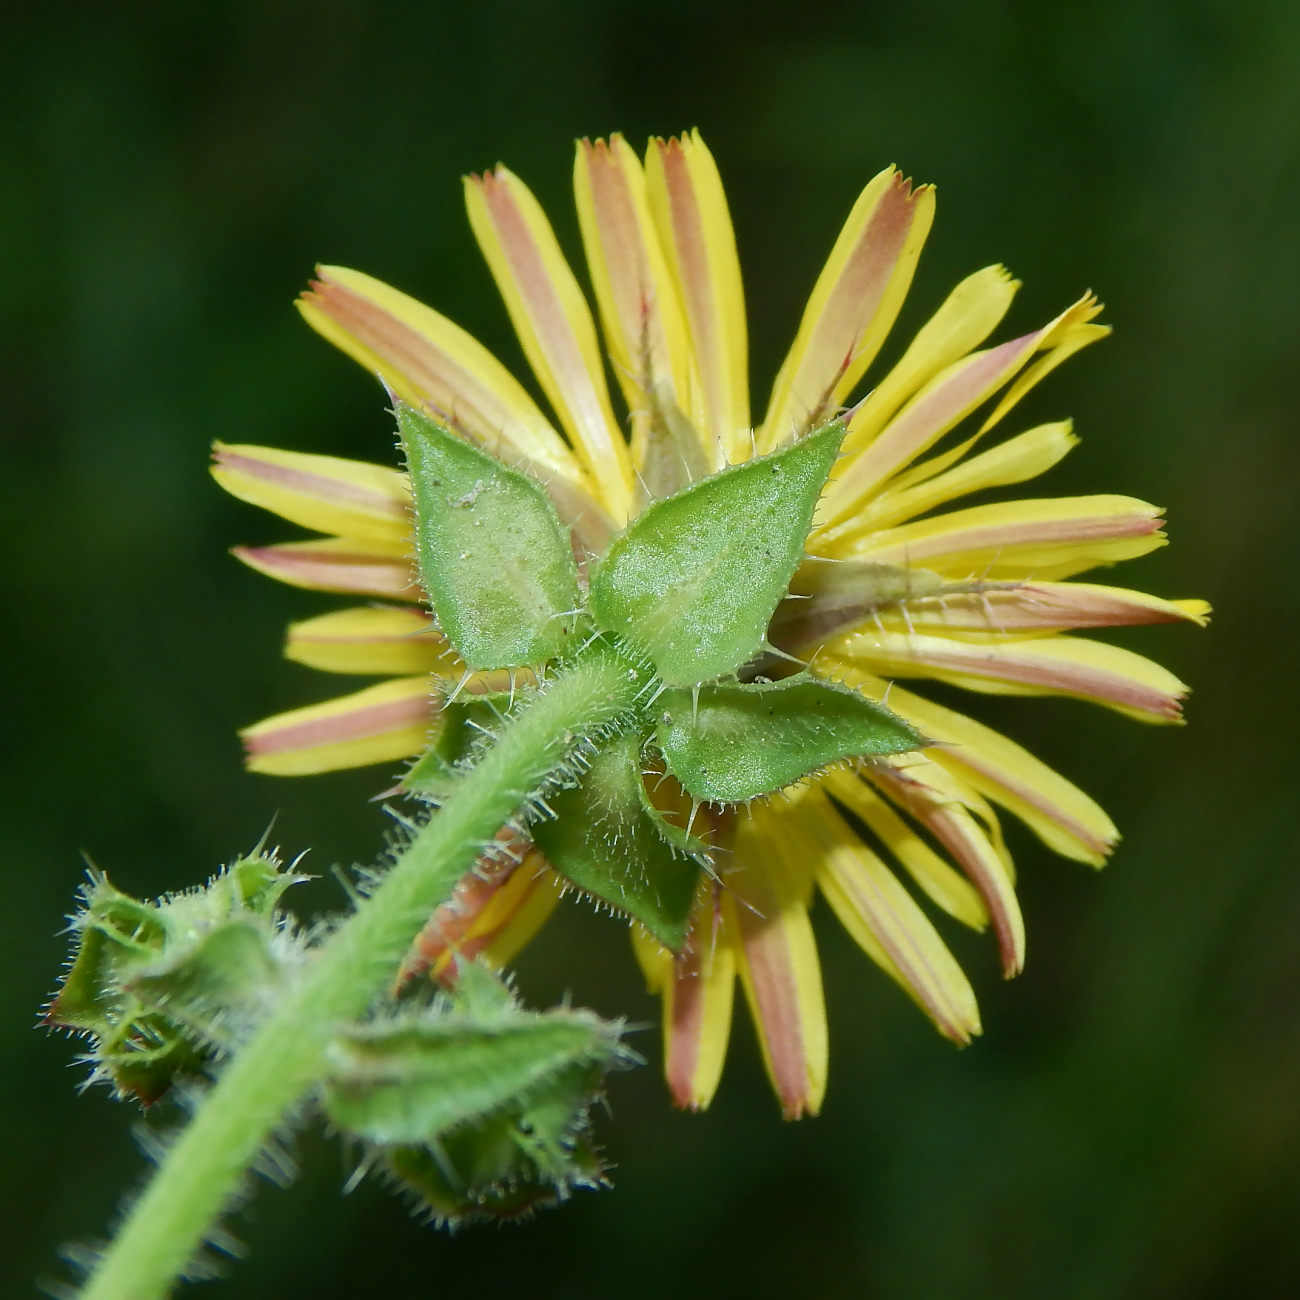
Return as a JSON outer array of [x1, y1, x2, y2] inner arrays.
[[323, 970, 627, 1147], [532, 730, 707, 951], [399, 403, 582, 670], [589, 422, 846, 685], [323, 964, 632, 1225], [655, 675, 928, 803]]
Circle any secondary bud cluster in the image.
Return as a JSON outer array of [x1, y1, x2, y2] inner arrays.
[[323, 964, 635, 1224], [47, 852, 310, 1104]]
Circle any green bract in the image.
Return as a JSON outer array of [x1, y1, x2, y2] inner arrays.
[[588, 422, 845, 685], [399, 403, 582, 670], [656, 674, 927, 803], [323, 973, 624, 1147], [532, 731, 707, 951], [402, 691, 511, 801], [323, 965, 631, 1225], [47, 854, 308, 1103]]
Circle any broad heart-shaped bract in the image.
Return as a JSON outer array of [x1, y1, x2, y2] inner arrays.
[[588, 421, 846, 685], [531, 731, 708, 951], [398, 404, 582, 671], [323, 965, 627, 1225], [655, 674, 927, 803], [322, 988, 620, 1147]]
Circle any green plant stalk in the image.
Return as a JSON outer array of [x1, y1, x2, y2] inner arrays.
[[82, 645, 640, 1300]]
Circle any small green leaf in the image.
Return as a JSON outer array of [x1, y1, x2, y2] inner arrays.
[[656, 674, 927, 803], [399, 403, 582, 670], [126, 918, 283, 1046], [386, 1089, 605, 1225], [402, 692, 509, 800], [48, 856, 308, 1104], [531, 731, 706, 951], [588, 421, 845, 684], [48, 878, 167, 1034], [324, 969, 630, 1224], [324, 1014, 614, 1147]]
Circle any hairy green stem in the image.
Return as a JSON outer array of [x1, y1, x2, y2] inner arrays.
[[81, 646, 639, 1300]]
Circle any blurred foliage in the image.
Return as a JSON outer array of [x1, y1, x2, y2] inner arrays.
[[2, 1, 1299, 1296]]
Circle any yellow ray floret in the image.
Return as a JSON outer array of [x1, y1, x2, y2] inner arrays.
[[645, 131, 750, 464], [728, 810, 827, 1119], [836, 493, 1167, 578], [233, 536, 420, 600], [573, 135, 707, 465], [241, 675, 436, 776], [817, 767, 989, 929], [839, 264, 1022, 457], [297, 266, 588, 485], [465, 166, 634, 523], [845, 419, 1079, 535], [824, 293, 1106, 525], [284, 606, 455, 676], [633, 886, 737, 1112], [805, 787, 982, 1044], [212, 443, 410, 543], [760, 166, 934, 451]]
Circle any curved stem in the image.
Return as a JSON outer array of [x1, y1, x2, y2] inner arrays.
[[81, 646, 639, 1300]]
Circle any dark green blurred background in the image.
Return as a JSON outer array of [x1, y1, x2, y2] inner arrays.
[[2, 1, 1298, 1295]]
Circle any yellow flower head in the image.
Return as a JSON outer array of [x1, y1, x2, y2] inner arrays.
[[214, 131, 1207, 1119]]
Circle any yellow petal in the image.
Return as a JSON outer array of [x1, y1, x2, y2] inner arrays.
[[727, 807, 827, 1118], [233, 536, 420, 600], [823, 293, 1105, 526], [476, 863, 563, 973], [838, 420, 1079, 536], [834, 628, 1189, 723], [645, 131, 750, 464], [241, 675, 435, 775], [804, 789, 982, 1044], [977, 321, 1111, 436], [395, 843, 561, 988], [822, 661, 1119, 868], [212, 443, 409, 542], [836, 494, 1167, 579], [873, 757, 1025, 977], [285, 606, 455, 676], [633, 885, 737, 1112], [298, 267, 586, 484], [817, 767, 988, 928], [573, 136, 712, 468], [862, 580, 1210, 641], [838, 264, 1021, 458], [465, 166, 634, 523], [759, 168, 935, 451]]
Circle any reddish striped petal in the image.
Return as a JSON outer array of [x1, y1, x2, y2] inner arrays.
[[820, 661, 1120, 869], [233, 537, 421, 600], [727, 806, 827, 1119], [241, 676, 436, 776], [212, 442, 410, 541], [298, 267, 585, 484], [835, 629, 1189, 722], [823, 294, 1105, 525], [574, 135, 711, 476], [396, 838, 559, 988], [865, 581, 1210, 639], [804, 789, 981, 1044], [466, 166, 634, 523], [759, 168, 934, 449], [872, 760, 1024, 976], [837, 494, 1166, 580], [634, 884, 737, 1112], [645, 132, 750, 464]]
